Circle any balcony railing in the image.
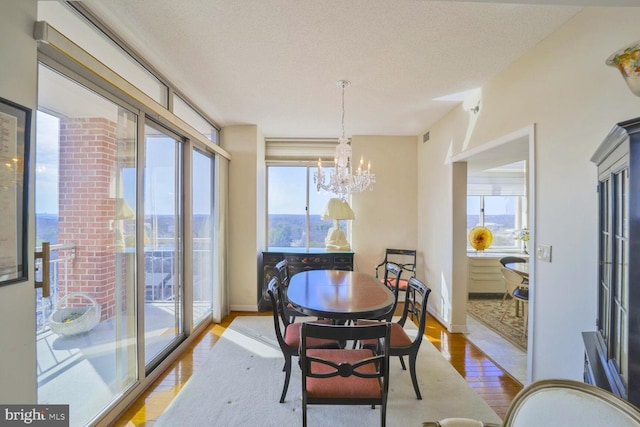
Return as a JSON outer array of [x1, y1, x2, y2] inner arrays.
[[35, 241, 212, 332], [35, 243, 76, 333]]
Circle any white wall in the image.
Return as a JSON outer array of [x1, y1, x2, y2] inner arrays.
[[0, 0, 38, 403], [419, 7, 640, 381], [221, 125, 265, 311], [351, 135, 418, 274], [223, 132, 418, 311]]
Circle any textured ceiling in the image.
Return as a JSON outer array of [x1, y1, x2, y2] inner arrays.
[[77, 0, 626, 138]]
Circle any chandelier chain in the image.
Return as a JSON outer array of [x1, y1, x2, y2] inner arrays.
[[341, 82, 345, 138]]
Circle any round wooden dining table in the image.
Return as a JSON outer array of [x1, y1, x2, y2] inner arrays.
[[287, 269, 395, 321]]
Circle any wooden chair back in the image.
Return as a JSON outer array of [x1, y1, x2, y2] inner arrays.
[[274, 259, 304, 322], [375, 248, 416, 292]]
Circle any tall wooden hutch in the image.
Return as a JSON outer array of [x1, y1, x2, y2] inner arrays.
[[585, 117, 640, 408]]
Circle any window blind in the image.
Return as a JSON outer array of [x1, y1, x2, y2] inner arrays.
[[265, 138, 340, 162], [467, 171, 526, 196]]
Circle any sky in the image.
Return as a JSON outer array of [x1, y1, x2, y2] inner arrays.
[[35, 111, 214, 216], [268, 165, 337, 215]]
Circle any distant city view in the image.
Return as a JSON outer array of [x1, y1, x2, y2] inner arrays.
[[39, 213, 518, 250], [36, 214, 212, 248]]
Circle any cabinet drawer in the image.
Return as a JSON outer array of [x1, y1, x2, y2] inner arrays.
[[467, 255, 505, 294], [286, 254, 333, 271], [332, 254, 354, 269]]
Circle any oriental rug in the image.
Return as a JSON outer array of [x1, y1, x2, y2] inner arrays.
[[467, 297, 528, 352]]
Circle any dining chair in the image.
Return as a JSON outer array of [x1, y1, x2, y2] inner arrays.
[[499, 256, 527, 267], [351, 263, 402, 346], [358, 262, 402, 323], [300, 322, 391, 427], [500, 267, 529, 339], [423, 379, 640, 427], [267, 276, 338, 403], [498, 256, 528, 303], [422, 420, 500, 427], [274, 259, 306, 323], [375, 248, 416, 295], [361, 276, 432, 400]]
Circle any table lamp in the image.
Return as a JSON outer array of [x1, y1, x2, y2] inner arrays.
[[114, 198, 135, 251], [321, 198, 355, 251]]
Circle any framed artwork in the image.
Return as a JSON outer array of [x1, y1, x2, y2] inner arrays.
[[0, 97, 31, 286]]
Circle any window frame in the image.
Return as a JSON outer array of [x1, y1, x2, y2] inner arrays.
[[34, 3, 226, 424], [266, 161, 349, 251], [467, 194, 527, 252]]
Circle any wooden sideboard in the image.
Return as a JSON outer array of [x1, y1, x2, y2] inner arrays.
[[257, 249, 354, 311]]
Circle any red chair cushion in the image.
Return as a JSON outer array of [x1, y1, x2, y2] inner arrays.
[[358, 322, 413, 349], [284, 321, 335, 348], [388, 322, 413, 347], [355, 319, 382, 326], [305, 348, 381, 399], [379, 277, 409, 291]]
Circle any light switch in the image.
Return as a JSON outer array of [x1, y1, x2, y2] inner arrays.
[[536, 244, 552, 262]]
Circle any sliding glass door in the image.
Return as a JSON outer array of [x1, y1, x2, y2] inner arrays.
[[35, 4, 220, 424], [35, 64, 138, 427], [143, 123, 184, 368], [192, 149, 214, 326]]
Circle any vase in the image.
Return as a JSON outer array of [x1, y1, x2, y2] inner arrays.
[[523, 241, 528, 254], [607, 40, 640, 97], [468, 226, 493, 251]]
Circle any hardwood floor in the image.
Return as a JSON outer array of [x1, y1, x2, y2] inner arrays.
[[425, 315, 524, 418], [113, 311, 523, 426]]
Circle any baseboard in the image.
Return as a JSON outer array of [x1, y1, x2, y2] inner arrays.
[[230, 304, 258, 312], [427, 306, 469, 334], [449, 323, 469, 333]]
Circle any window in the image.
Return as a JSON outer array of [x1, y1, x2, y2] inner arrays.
[[267, 165, 342, 249], [36, 64, 138, 427], [467, 160, 527, 251], [173, 95, 219, 144], [39, 1, 168, 105], [35, 1, 224, 424], [143, 123, 184, 368], [467, 195, 525, 250], [192, 149, 215, 326]]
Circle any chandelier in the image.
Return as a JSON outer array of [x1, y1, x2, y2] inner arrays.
[[314, 80, 376, 200]]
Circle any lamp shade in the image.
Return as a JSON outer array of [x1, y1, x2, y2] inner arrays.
[[321, 198, 355, 220], [116, 198, 135, 219]]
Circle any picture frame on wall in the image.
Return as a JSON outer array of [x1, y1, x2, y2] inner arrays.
[[0, 97, 31, 286]]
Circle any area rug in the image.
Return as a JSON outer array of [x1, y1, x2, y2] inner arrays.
[[155, 316, 501, 427], [467, 298, 527, 352]]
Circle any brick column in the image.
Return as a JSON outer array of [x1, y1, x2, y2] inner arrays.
[[58, 117, 119, 320]]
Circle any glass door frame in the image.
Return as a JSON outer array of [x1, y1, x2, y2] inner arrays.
[[139, 118, 187, 373], [35, 60, 143, 426]]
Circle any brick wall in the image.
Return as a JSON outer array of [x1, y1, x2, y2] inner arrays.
[[58, 117, 119, 320]]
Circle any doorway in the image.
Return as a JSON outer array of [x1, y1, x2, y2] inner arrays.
[[452, 125, 535, 384]]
